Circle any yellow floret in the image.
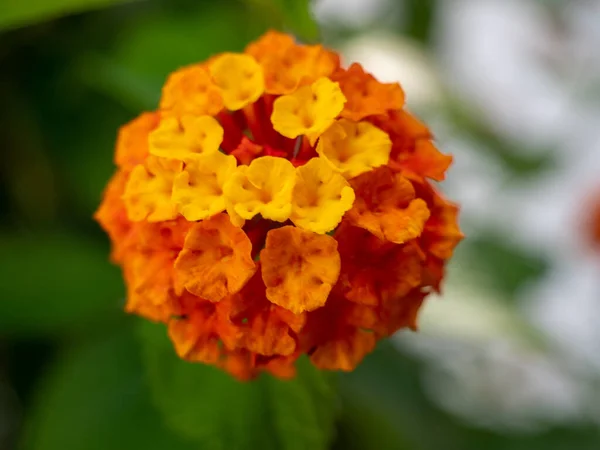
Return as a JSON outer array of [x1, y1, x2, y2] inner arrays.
[[223, 156, 296, 222], [316, 119, 392, 179], [122, 156, 181, 222], [291, 157, 355, 233], [148, 115, 223, 161], [271, 77, 346, 145], [209, 53, 265, 111], [172, 152, 238, 221]]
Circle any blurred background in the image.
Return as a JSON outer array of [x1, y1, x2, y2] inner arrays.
[[1, 0, 600, 449]]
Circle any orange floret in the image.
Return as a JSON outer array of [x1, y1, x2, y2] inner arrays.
[[246, 30, 340, 95], [416, 181, 464, 291], [174, 213, 256, 302], [372, 110, 452, 181], [160, 64, 224, 118], [114, 112, 160, 169], [123, 249, 181, 323], [335, 223, 424, 306], [261, 226, 341, 314], [94, 170, 131, 263], [96, 31, 462, 380], [331, 63, 405, 121], [346, 166, 431, 244]]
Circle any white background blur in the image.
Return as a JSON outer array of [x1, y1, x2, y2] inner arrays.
[[315, 0, 600, 433]]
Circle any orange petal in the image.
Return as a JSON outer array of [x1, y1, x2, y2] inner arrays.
[[336, 224, 424, 305], [310, 327, 376, 371], [168, 304, 222, 364], [261, 226, 341, 314], [114, 112, 160, 169], [218, 270, 305, 356], [94, 170, 131, 263], [389, 139, 453, 182], [331, 63, 405, 121], [346, 166, 430, 244], [174, 213, 256, 302], [123, 249, 182, 323], [160, 64, 223, 117], [417, 181, 464, 260]]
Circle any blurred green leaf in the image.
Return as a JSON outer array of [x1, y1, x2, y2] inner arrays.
[[22, 324, 197, 450], [462, 233, 549, 299], [444, 97, 556, 177], [0, 0, 142, 31], [76, 1, 267, 111], [332, 392, 411, 450], [0, 231, 123, 335], [138, 320, 338, 450], [245, 0, 320, 42]]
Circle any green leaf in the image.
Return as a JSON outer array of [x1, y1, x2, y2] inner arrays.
[[77, 2, 266, 111], [245, 0, 320, 42], [332, 392, 411, 450], [0, 230, 123, 335], [138, 320, 338, 450], [0, 0, 143, 31], [22, 324, 198, 450], [461, 233, 549, 299]]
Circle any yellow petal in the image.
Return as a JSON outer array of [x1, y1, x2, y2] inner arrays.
[[223, 156, 296, 222], [149, 115, 223, 160], [172, 152, 237, 221], [316, 119, 392, 179], [271, 77, 346, 145], [291, 157, 355, 233], [122, 156, 181, 222], [209, 53, 265, 111]]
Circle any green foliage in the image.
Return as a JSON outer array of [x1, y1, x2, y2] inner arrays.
[[245, 0, 320, 42], [0, 231, 123, 335], [22, 324, 198, 450], [138, 320, 339, 450], [0, 0, 143, 31], [462, 233, 549, 299]]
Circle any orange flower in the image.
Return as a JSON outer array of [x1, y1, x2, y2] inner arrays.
[[94, 170, 131, 263], [415, 181, 464, 291], [174, 213, 256, 302], [246, 30, 340, 95], [335, 223, 424, 306], [160, 64, 224, 117], [261, 226, 341, 314], [114, 112, 160, 169], [346, 166, 430, 244], [123, 249, 181, 323], [371, 110, 452, 181], [95, 30, 462, 380], [331, 63, 405, 121]]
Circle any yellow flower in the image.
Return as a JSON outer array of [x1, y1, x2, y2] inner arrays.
[[172, 152, 238, 221], [122, 156, 181, 222], [149, 115, 223, 160], [271, 77, 346, 145], [317, 119, 392, 179], [224, 156, 296, 222], [209, 53, 265, 111], [291, 157, 355, 233]]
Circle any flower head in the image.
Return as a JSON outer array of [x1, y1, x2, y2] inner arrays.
[[95, 30, 462, 380]]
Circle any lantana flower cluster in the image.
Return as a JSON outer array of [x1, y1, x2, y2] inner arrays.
[[95, 31, 463, 380]]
